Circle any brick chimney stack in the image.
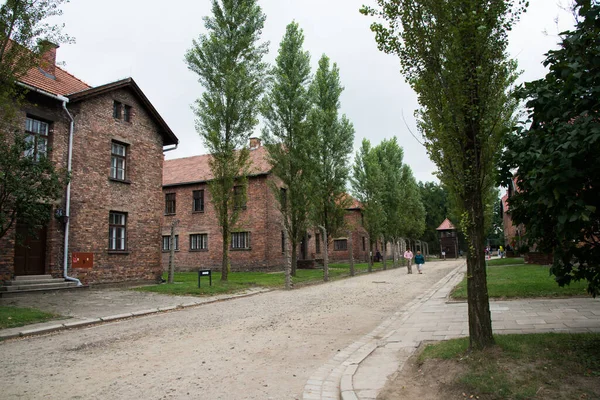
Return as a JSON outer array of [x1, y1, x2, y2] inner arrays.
[[249, 137, 261, 150], [39, 41, 59, 77]]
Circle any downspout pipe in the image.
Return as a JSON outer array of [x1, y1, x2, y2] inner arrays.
[[17, 82, 81, 286], [61, 101, 82, 286]]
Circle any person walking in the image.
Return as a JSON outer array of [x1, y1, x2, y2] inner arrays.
[[404, 248, 414, 274], [415, 250, 425, 274]]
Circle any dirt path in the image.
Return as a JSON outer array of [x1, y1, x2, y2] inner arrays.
[[0, 260, 461, 399]]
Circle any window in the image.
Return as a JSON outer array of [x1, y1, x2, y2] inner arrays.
[[109, 212, 127, 251], [193, 190, 204, 212], [231, 232, 250, 249], [110, 141, 127, 180], [123, 105, 132, 122], [113, 101, 122, 119], [25, 117, 49, 161], [162, 235, 179, 251], [334, 239, 348, 251], [362, 236, 366, 251], [233, 185, 246, 209], [281, 231, 285, 253], [165, 193, 176, 214], [280, 188, 287, 210], [190, 234, 208, 251], [315, 233, 321, 254]]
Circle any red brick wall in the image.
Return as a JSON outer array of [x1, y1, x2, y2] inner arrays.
[[65, 89, 165, 284], [161, 174, 285, 272]]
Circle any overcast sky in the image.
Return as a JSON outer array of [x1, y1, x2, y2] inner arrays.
[[48, 0, 575, 183]]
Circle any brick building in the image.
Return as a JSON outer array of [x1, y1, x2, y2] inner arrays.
[[161, 140, 369, 272], [0, 44, 178, 285]]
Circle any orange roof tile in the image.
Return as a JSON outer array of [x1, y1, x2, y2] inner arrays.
[[19, 65, 91, 96], [163, 145, 272, 186], [436, 218, 456, 231]]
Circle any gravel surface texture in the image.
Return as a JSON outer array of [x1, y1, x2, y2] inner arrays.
[[0, 260, 461, 399]]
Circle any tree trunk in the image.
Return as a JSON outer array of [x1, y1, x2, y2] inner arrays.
[[466, 192, 495, 350], [168, 222, 176, 284], [368, 241, 373, 273], [291, 244, 298, 277], [349, 230, 355, 277], [284, 229, 291, 290], [382, 237, 387, 270], [321, 226, 329, 282], [221, 221, 230, 282]]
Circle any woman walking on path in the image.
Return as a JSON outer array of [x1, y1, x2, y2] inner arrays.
[[403, 248, 414, 274], [415, 251, 425, 274]]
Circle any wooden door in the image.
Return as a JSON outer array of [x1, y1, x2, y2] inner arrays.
[[14, 223, 47, 276]]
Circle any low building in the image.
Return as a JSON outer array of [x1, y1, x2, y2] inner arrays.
[[161, 140, 369, 271], [0, 43, 178, 285]]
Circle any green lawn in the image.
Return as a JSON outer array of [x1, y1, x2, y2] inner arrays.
[[0, 306, 59, 329], [451, 264, 589, 299], [136, 262, 393, 296], [486, 257, 525, 266], [419, 333, 600, 399]]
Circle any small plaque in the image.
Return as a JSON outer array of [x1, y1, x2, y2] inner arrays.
[[72, 252, 93, 269]]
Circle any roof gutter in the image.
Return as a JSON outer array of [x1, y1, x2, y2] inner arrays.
[[17, 81, 82, 286], [163, 144, 178, 152]]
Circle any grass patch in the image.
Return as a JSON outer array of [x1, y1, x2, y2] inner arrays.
[[0, 306, 59, 329], [136, 263, 391, 296], [487, 257, 525, 266], [419, 333, 600, 399], [450, 264, 589, 300]]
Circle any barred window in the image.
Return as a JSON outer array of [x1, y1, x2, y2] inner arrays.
[[334, 239, 348, 251], [231, 232, 250, 249], [233, 185, 246, 209], [162, 235, 179, 251], [190, 234, 208, 251]]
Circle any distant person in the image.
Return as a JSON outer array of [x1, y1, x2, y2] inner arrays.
[[441, 249, 446, 260], [415, 251, 425, 274], [404, 248, 414, 274], [499, 245, 504, 259], [376, 250, 382, 262]]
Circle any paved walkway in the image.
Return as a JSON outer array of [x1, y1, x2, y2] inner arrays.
[[0, 286, 269, 340], [302, 263, 600, 400]]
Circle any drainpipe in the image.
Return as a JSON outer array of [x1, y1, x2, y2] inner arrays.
[[61, 101, 82, 286]]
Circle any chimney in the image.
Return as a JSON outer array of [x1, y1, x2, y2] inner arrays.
[[249, 137, 261, 150], [39, 41, 59, 77]]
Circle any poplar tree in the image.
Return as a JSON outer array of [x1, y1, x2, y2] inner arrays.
[[262, 21, 312, 279], [308, 55, 355, 281], [185, 0, 268, 281], [361, 0, 524, 349]]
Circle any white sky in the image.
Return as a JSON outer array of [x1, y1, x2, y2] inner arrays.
[[47, 0, 576, 183]]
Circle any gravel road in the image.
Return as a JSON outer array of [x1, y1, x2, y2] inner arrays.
[[0, 260, 461, 399]]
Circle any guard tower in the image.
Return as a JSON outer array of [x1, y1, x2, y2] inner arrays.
[[437, 218, 458, 258]]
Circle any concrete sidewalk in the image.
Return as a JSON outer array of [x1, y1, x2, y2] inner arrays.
[[302, 264, 600, 400], [0, 286, 269, 340]]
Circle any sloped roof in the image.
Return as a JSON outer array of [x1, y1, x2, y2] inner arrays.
[[68, 78, 178, 146], [19, 65, 91, 96], [163, 145, 271, 186], [436, 218, 456, 231]]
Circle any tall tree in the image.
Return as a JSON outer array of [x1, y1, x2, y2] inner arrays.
[[351, 139, 386, 272], [0, 0, 71, 240], [185, 0, 268, 281], [361, 0, 523, 349], [261, 21, 312, 279], [502, 0, 600, 296], [308, 55, 355, 280]]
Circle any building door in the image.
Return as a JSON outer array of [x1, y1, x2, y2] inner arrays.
[[14, 222, 47, 276]]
